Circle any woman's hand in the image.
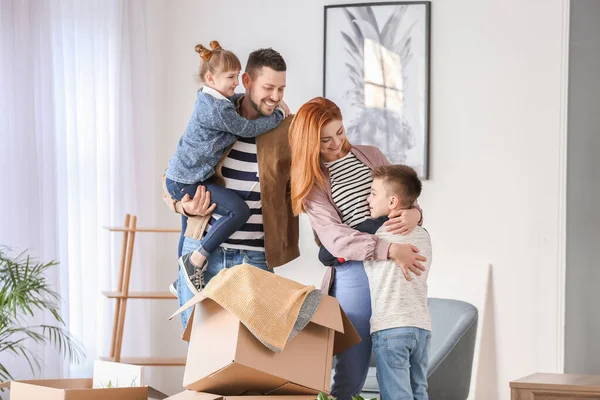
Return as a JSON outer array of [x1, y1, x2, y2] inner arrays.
[[279, 100, 291, 117], [181, 185, 217, 217], [384, 208, 422, 235], [388, 243, 426, 281]]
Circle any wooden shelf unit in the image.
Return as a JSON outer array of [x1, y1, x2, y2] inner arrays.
[[101, 213, 185, 366]]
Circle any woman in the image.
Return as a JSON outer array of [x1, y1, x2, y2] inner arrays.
[[289, 97, 426, 400]]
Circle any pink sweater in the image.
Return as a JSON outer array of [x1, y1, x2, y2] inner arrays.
[[303, 145, 422, 262]]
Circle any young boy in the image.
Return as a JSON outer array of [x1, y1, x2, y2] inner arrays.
[[365, 165, 432, 400]]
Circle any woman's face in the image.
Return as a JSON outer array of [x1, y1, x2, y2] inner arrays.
[[320, 119, 347, 162]]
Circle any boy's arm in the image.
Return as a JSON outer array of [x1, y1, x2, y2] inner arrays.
[[317, 216, 389, 265], [318, 246, 339, 266], [198, 97, 283, 137]]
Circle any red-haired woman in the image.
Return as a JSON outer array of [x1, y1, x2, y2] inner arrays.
[[289, 97, 426, 400]]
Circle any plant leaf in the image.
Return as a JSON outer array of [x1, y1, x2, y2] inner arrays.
[[352, 19, 381, 43], [381, 6, 408, 48], [342, 8, 364, 52], [354, 6, 380, 37], [0, 248, 87, 381], [341, 32, 361, 57]]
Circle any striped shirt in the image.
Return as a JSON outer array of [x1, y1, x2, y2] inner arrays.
[[324, 152, 372, 228], [206, 136, 264, 251]]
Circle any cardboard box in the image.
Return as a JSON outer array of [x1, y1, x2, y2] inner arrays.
[[166, 390, 316, 400], [0, 378, 167, 399], [172, 293, 360, 396]]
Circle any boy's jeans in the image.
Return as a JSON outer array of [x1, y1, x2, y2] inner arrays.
[[372, 327, 431, 400], [177, 236, 271, 329]]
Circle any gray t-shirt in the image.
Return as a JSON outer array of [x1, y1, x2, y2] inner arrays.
[[364, 226, 432, 333]]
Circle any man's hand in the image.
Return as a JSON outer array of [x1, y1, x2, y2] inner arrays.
[[181, 185, 216, 217], [388, 243, 426, 281], [384, 208, 421, 235]]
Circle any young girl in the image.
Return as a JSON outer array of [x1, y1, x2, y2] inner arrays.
[[165, 41, 285, 295]]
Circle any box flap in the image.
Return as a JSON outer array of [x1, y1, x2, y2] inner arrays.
[[166, 392, 315, 400], [183, 305, 239, 390], [166, 391, 221, 400], [309, 295, 344, 333], [169, 292, 207, 320], [227, 396, 316, 399], [182, 306, 195, 342], [149, 386, 169, 399], [0, 378, 93, 390], [333, 306, 362, 355], [64, 386, 148, 400], [265, 382, 320, 395], [3, 379, 160, 400], [10, 381, 66, 400], [235, 322, 330, 392]]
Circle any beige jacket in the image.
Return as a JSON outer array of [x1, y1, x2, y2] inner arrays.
[[162, 116, 299, 268]]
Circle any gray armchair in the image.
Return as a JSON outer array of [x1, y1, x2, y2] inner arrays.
[[361, 298, 478, 400]]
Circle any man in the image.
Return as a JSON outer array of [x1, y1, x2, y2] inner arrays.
[[162, 48, 299, 327]]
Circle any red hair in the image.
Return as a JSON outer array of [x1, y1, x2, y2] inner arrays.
[[288, 97, 351, 215]]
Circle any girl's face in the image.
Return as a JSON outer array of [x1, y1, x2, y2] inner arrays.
[[320, 119, 347, 162], [207, 69, 240, 97]]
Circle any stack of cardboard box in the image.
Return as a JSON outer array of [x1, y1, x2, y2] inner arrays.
[[0, 275, 359, 400], [0, 376, 167, 399], [166, 280, 361, 400]]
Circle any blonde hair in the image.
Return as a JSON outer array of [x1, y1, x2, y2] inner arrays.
[[288, 97, 351, 215], [194, 40, 241, 82]]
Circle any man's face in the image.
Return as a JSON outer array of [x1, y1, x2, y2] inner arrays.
[[367, 178, 393, 218], [243, 67, 286, 116]]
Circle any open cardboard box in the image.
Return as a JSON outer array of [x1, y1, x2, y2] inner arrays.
[[166, 391, 316, 400], [0, 378, 167, 399], [171, 291, 360, 396]]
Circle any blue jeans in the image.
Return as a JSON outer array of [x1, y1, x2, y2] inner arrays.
[[177, 236, 272, 329], [166, 177, 250, 258], [372, 327, 431, 400], [330, 260, 372, 400]]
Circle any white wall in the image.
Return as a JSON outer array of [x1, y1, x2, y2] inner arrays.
[[148, 1, 570, 399]]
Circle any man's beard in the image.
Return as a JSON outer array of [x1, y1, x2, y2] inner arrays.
[[247, 88, 267, 116]]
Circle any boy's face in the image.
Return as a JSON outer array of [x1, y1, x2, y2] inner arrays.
[[367, 178, 394, 218]]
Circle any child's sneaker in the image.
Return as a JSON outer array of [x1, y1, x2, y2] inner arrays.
[[178, 252, 207, 295]]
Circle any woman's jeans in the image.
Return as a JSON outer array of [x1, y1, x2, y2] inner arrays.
[[330, 260, 372, 400], [166, 177, 250, 258]]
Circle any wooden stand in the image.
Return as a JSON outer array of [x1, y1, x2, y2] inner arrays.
[[511, 373, 600, 399], [101, 213, 185, 366]]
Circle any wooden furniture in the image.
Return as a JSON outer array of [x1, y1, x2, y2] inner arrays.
[[511, 373, 600, 399], [101, 213, 186, 366]]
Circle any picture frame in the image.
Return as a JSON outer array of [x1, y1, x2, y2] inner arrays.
[[324, 2, 431, 178]]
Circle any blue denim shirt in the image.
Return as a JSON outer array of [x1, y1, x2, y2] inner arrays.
[[166, 87, 283, 184]]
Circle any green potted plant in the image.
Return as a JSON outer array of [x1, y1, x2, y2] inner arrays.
[[0, 247, 85, 383]]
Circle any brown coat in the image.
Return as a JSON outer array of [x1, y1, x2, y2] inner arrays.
[[162, 116, 299, 268]]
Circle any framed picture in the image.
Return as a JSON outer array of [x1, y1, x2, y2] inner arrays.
[[324, 2, 431, 178]]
